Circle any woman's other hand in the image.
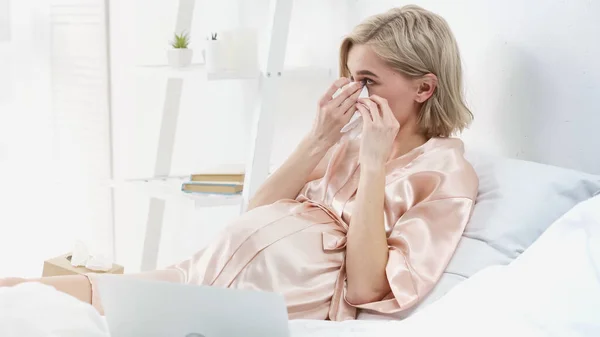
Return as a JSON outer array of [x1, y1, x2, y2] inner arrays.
[[248, 80, 361, 209], [0, 277, 27, 287], [356, 95, 400, 168], [310, 78, 363, 148]]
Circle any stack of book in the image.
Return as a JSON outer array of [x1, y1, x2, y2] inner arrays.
[[181, 172, 245, 195]]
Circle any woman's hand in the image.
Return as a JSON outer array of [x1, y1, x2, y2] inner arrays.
[[355, 95, 400, 168], [309, 78, 364, 148], [346, 94, 398, 304]]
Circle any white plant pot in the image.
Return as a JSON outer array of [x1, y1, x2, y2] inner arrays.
[[167, 48, 193, 68], [204, 40, 226, 73]]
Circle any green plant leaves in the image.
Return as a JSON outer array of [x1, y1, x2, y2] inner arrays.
[[170, 32, 190, 49]]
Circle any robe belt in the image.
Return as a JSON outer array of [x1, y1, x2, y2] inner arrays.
[[292, 198, 356, 320]]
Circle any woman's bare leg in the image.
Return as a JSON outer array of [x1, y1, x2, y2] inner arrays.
[[0, 275, 92, 304], [2, 267, 187, 315]]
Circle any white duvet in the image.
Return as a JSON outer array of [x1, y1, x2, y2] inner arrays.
[[0, 282, 110, 337], [2, 195, 599, 337]]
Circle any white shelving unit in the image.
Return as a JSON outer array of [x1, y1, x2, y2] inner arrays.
[[113, 0, 332, 271]]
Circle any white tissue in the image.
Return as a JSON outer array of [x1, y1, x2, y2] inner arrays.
[[340, 85, 369, 134], [85, 255, 113, 272], [70, 241, 90, 267], [331, 84, 369, 139], [70, 241, 114, 272]]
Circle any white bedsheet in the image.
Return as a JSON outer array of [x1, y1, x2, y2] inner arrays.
[[2, 195, 599, 337]]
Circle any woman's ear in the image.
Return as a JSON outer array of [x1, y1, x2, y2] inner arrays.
[[415, 74, 438, 103]]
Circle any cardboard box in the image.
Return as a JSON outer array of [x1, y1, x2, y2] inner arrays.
[[42, 253, 124, 277]]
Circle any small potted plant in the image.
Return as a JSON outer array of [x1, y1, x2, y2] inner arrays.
[[168, 32, 193, 68]]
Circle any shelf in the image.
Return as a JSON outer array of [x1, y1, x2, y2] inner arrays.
[[136, 64, 333, 81], [137, 64, 259, 80], [110, 176, 243, 208]]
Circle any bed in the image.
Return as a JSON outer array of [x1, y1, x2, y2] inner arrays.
[[2, 185, 599, 336]]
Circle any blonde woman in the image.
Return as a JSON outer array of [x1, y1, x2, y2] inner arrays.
[[1, 5, 478, 320]]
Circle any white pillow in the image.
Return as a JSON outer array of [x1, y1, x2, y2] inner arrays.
[[358, 153, 600, 320], [426, 154, 600, 306]]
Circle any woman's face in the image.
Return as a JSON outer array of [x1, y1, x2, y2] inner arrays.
[[346, 44, 421, 128]]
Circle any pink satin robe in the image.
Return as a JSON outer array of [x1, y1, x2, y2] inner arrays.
[[88, 137, 478, 320]]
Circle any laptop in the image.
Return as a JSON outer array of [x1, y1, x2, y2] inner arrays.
[[96, 275, 290, 337]]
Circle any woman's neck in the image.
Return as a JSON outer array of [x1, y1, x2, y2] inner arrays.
[[389, 125, 428, 160]]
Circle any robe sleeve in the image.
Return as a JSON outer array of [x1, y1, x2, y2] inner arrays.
[[346, 196, 475, 313]]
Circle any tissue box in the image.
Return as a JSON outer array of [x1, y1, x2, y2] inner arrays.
[[42, 253, 124, 277]]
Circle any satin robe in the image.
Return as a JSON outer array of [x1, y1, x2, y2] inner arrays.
[[88, 137, 478, 320]]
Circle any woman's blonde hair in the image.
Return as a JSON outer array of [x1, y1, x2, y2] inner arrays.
[[339, 5, 472, 138]]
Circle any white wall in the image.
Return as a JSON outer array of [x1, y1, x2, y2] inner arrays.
[[0, 0, 9, 41], [355, 0, 600, 174]]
